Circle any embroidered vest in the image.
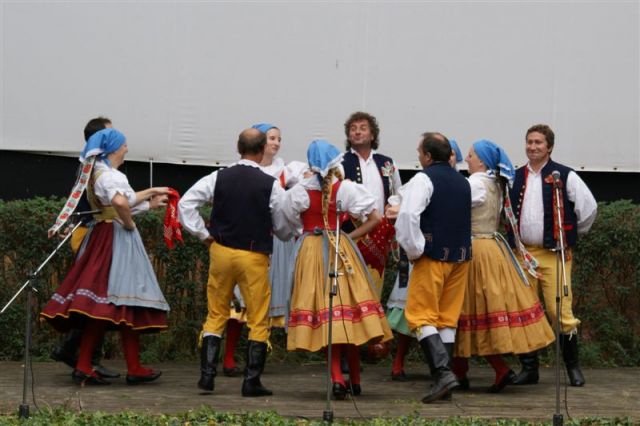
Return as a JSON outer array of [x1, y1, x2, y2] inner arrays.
[[419, 162, 472, 262], [508, 160, 578, 249], [208, 164, 276, 254]]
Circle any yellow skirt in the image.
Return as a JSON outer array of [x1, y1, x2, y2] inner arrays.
[[455, 238, 555, 357], [287, 233, 393, 352]]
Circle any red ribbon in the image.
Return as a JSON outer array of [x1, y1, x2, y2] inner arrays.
[[164, 188, 184, 249]]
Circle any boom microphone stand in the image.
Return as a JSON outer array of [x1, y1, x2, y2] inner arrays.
[[551, 171, 569, 426], [0, 210, 97, 419], [323, 201, 343, 423]]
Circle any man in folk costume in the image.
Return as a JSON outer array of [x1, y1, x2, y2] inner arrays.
[[507, 124, 597, 387], [341, 111, 402, 298], [178, 128, 291, 397], [394, 132, 471, 403]]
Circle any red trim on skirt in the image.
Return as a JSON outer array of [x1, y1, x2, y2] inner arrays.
[[457, 302, 546, 332], [40, 222, 167, 332]]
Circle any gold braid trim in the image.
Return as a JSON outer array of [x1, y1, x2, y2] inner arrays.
[[321, 169, 354, 275]]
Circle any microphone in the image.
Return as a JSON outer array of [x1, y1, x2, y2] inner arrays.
[[551, 170, 561, 186]]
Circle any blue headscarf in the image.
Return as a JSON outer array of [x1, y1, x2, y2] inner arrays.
[[449, 139, 463, 163], [251, 123, 277, 133], [79, 128, 126, 166], [307, 140, 343, 181], [472, 139, 515, 185]]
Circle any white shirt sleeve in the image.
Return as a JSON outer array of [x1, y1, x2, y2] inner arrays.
[[567, 171, 598, 234], [130, 200, 150, 215], [178, 171, 217, 241], [390, 162, 403, 196], [468, 173, 488, 207], [94, 168, 137, 207], [270, 181, 298, 241], [336, 180, 377, 220], [277, 182, 311, 238], [395, 173, 434, 260], [284, 161, 309, 188]]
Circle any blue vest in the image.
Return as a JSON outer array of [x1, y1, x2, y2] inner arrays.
[[341, 151, 394, 232], [419, 162, 471, 262], [508, 159, 578, 249], [208, 164, 275, 254]]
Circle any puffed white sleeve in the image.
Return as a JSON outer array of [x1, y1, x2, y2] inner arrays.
[[130, 201, 150, 215], [283, 161, 309, 188], [94, 170, 137, 207], [468, 174, 487, 207], [395, 173, 433, 260], [178, 172, 217, 241], [270, 181, 298, 241], [275, 182, 310, 239], [567, 171, 598, 234], [336, 180, 376, 220]]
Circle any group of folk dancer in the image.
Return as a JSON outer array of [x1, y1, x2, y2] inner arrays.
[[40, 112, 597, 403]]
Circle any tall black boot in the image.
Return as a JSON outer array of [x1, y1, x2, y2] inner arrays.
[[561, 334, 585, 387], [51, 329, 82, 368], [419, 335, 459, 403], [241, 340, 273, 397], [198, 335, 221, 392], [512, 351, 539, 385], [441, 342, 455, 401]]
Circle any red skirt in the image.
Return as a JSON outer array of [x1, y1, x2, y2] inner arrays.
[[40, 222, 168, 332]]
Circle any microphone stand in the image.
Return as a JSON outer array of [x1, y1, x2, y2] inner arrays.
[[0, 210, 95, 419], [552, 178, 569, 426], [323, 201, 343, 423]]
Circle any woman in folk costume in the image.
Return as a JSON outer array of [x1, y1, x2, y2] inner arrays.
[[386, 139, 466, 381], [221, 123, 307, 377], [452, 140, 554, 393], [283, 140, 393, 400], [40, 128, 171, 385]]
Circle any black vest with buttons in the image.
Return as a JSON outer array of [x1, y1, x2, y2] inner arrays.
[[507, 160, 578, 249], [341, 151, 394, 232], [208, 164, 275, 254], [419, 162, 472, 262]]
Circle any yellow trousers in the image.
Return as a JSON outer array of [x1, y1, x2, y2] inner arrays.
[[520, 246, 580, 333], [203, 242, 271, 342], [404, 256, 470, 331]]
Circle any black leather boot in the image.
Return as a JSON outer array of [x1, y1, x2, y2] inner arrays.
[[419, 335, 459, 403], [561, 334, 585, 387], [241, 340, 273, 397], [198, 335, 221, 392], [512, 351, 539, 385], [51, 329, 82, 368], [441, 342, 455, 401]]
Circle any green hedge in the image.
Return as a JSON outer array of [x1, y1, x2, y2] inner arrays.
[[0, 198, 638, 366]]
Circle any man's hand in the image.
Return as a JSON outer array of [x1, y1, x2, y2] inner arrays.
[[149, 194, 168, 209], [203, 236, 215, 247]]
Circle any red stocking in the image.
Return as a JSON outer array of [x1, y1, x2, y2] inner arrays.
[[328, 344, 345, 386], [485, 354, 510, 384], [76, 319, 107, 375], [121, 326, 152, 376], [346, 344, 361, 385], [452, 356, 469, 380], [223, 319, 242, 369], [392, 333, 411, 376]]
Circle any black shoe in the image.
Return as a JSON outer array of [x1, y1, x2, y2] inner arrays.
[[487, 370, 516, 393], [332, 383, 347, 400], [345, 381, 362, 396], [72, 369, 110, 385], [93, 364, 120, 379], [457, 376, 470, 390], [126, 370, 162, 385], [223, 366, 241, 377], [512, 351, 539, 385], [391, 371, 409, 382]]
